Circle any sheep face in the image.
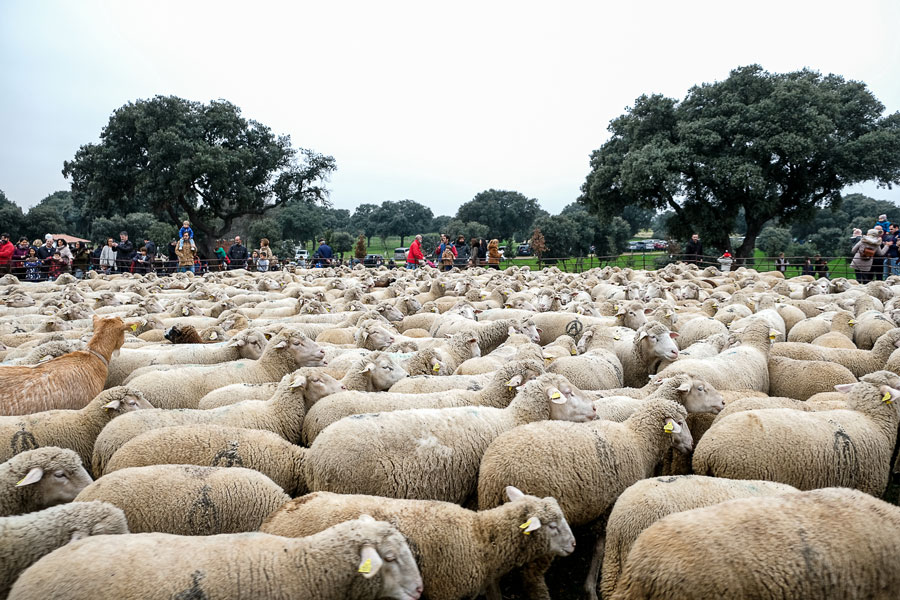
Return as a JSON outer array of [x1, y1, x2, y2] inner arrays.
[[546, 379, 597, 423], [281, 334, 326, 367], [14, 460, 93, 509], [356, 518, 423, 600], [376, 304, 405, 322], [303, 373, 346, 404], [505, 486, 576, 556], [360, 325, 395, 351], [637, 326, 679, 362], [677, 379, 725, 414], [514, 319, 541, 344], [667, 417, 693, 454], [361, 355, 407, 391], [233, 330, 267, 359], [616, 302, 650, 330]]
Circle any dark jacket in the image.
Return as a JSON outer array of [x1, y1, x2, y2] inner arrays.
[[167, 242, 178, 261], [115, 239, 135, 261], [227, 243, 249, 268], [36, 244, 55, 261], [317, 243, 334, 259], [143, 241, 158, 258], [883, 233, 899, 258], [685, 239, 703, 260]]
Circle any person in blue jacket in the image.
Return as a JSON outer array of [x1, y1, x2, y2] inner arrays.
[[316, 238, 333, 266]]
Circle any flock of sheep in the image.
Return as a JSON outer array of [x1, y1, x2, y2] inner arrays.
[[0, 261, 898, 599]]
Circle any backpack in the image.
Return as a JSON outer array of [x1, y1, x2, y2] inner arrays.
[[861, 246, 876, 259]]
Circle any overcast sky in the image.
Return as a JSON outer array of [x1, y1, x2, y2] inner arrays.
[[2, 0, 899, 218]]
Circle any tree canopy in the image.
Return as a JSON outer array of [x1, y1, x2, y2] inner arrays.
[[579, 65, 900, 258], [456, 189, 542, 242], [62, 95, 336, 253]]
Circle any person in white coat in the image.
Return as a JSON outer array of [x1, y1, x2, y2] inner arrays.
[[99, 237, 117, 273]]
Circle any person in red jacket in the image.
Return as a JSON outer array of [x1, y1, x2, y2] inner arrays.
[[406, 234, 424, 269], [0, 233, 14, 275]]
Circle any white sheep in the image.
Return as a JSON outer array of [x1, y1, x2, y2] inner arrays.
[[9, 515, 423, 600], [0, 448, 94, 517], [304, 373, 597, 503]]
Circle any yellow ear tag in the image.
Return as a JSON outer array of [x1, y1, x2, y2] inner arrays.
[[550, 392, 561, 400], [613, 335, 620, 340], [358, 559, 372, 574], [768, 334, 776, 340], [663, 422, 675, 434], [882, 392, 893, 404], [182, 307, 189, 316], [130, 324, 138, 332], [432, 363, 440, 372], [570, 349, 577, 355], [520, 519, 532, 535]]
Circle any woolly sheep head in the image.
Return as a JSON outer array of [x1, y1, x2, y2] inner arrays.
[[287, 371, 345, 406], [449, 331, 481, 359], [636, 324, 679, 362], [505, 486, 576, 557], [529, 374, 597, 423], [7, 448, 94, 512], [356, 323, 395, 351], [269, 331, 326, 367], [227, 329, 268, 360], [615, 302, 652, 330], [652, 375, 724, 414], [349, 515, 423, 599], [375, 303, 404, 322], [513, 318, 541, 344], [98, 386, 154, 414], [357, 353, 407, 391]]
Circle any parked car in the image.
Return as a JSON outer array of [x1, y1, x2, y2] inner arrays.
[[626, 241, 645, 251], [653, 241, 668, 250], [363, 254, 384, 267], [393, 247, 409, 261], [517, 243, 532, 256], [294, 248, 308, 260]]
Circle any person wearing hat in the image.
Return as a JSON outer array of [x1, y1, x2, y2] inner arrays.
[[876, 214, 891, 232], [851, 228, 887, 283], [717, 251, 733, 272]]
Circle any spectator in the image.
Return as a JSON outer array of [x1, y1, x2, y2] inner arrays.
[[876, 214, 891, 232], [387, 258, 396, 269], [214, 246, 229, 270], [775, 252, 788, 273], [801, 256, 815, 276], [487, 239, 501, 270], [99, 238, 117, 273], [717, 251, 733, 272], [814, 254, 829, 279], [871, 225, 886, 280], [132, 246, 152, 274], [406, 234, 425, 269], [55, 239, 73, 271], [90, 243, 103, 272], [257, 238, 272, 273], [227, 236, 249, 270], [36, 235, 55, 261], [175, 231, 197, 273], [316, 238, 333, 266], [178, 220, 194, 243], [851, 228, 886, 283], [143, 237, 158, 259], [0, 232, 13, 274], [12, 237, 30, 278], [437, 234, 457, 271], [249, 250, 260, 271], [24, 248, 42, 281], [883, 224, 899, 278], [47, 251, 66, 280], [454, 235, 469, 266], [685, 233, 703, 265], [113, 231, 135, 271], [479, 238, 488, 265], [72, 241, 89, 278]]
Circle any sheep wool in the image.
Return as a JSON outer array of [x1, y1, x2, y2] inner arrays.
[[0, 447, 94, 517], [262, 487, 575, 600], [693, 375, 900, 497], [600, 476, 797, 599], [9, 516, 422, 600], [610, 488, 900, 600], [304, 373, 597, 503], [0, 501, 128, 597], [106, 425, 307, 496], [74, 465, 289, 535]]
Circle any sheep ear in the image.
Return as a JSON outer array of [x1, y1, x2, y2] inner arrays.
[[468, 337, 478, 345], [360, 362, 375, 374], [506, 374, 524, 389], [359, 330, 369, 342], [507, 326, 517, 336], [668, 331, 679, 339], [834, 383, 856, 393], [505, 485, 525, 502], [209, 331, 218, 340], [637, 331, 648, 341], [431, 360, 441, 373], [519, 516, 542, 535], [358, 544, 383, 579], [16, 467, 44, 486], [228, 339, 246, 348], [273, 340, 288, 349], [547, 387, 566, 404], [879, 385, 897, 404], [125, 322, 139, 332], [676, 382, 692, 392], [290, 375, 306, 389], [103, 399, 122, 411], [262, 332, 273, 340], [663, 418, 682, 434]]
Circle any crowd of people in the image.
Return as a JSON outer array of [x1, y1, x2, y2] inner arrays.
[[404, 234, 502, 271]]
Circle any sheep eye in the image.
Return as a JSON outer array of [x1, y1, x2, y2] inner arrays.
[[53, 471, 66, 479], [548, 522, 558, 530], [698, 386, 705, 392], [383, 553, 396, 562]]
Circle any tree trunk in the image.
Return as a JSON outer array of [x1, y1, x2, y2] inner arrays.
[[399, 235, 406, 248]]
